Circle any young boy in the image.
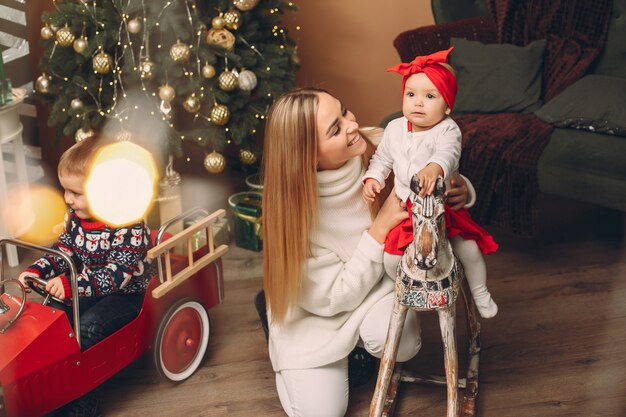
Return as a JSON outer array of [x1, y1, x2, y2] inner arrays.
[[18, 136, 156, 415], [362, 48, 499, 318]]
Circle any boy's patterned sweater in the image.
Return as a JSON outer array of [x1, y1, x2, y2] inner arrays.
[[25, 209, 155, 298]]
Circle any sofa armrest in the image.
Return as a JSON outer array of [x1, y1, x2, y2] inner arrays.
[[393, 16, 497, 62]]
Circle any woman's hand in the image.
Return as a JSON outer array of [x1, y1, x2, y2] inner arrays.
[[445, 175, 469, 210], [368, 189, 408, 243]]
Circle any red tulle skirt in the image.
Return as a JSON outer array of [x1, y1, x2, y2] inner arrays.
[[384, 199, 499, 256]]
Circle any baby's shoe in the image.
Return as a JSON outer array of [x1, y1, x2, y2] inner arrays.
[[474, 292, 498, 319]]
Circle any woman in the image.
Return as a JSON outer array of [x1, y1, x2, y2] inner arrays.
[[262, 88, 473, 417]]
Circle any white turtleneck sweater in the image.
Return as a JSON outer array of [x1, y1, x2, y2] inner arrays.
[[268, 156, 395, 372]]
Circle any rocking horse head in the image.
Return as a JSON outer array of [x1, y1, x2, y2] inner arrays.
[[396, 175, 462, 310], [407, 175, 447, 270]]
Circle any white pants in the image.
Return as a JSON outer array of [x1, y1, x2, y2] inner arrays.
[[275, 293, 421, 417]]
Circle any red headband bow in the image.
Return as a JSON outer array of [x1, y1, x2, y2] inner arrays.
[[387, 47, 457, 110]]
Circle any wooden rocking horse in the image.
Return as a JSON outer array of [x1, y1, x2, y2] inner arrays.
[[369, 175, 481, 417]]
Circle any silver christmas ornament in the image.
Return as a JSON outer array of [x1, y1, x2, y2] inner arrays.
[[201, 64, 216, 79], [233, 0, 260, 11], [159, 85, 176, 102], [238, 70, 257, 91], [73, 36, 88, 54], [35, 74, 51, 94], [70, 98, 84, 111], [127, 18, 142, 34], [41, 25, 54, 40]]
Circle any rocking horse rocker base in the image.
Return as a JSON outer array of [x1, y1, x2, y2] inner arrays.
[[369, 176, 482, 417]]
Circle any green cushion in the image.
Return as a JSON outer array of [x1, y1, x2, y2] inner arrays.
[[449, 37, 547, 113], [538, 128, 626, 210], [534, 75, 626, 137]]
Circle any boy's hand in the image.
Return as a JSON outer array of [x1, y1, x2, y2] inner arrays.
[[45, 277, 66, 300], [417, 163, 443, 197], [17, 271, 36, 293], [362, 178, 382, 203]]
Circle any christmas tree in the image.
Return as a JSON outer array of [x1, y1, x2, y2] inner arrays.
[[35, 0, 299, 173]]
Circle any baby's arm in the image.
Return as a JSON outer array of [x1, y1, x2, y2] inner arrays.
[[362, 178, 382, 203], [426, 120, 462, 183], [416, 163, 443, 197]]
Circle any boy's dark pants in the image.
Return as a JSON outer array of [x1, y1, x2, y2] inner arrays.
[[59, 293, 145, 350]]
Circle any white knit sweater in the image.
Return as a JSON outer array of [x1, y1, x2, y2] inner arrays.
[[268, 156, 395, 371]]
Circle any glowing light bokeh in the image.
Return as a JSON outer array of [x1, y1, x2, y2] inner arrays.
[[85, 141, 157, 226], [2, 185, 66, 245]]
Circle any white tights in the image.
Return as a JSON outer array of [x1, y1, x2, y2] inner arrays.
[[383, 235, 498, 319]]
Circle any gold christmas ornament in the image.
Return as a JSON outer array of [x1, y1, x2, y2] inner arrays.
[[127, 18, 142, 34], [204, 151, 226, 174], [223, 10, 241, 30], [201, 64, 216, 79], [56, 25, 75, 47], [233, 0, 260, 11], [218, 70, 238, 91], [41, 25, 54, 40], [158, 85, 176, 102], [211, 15, 225, 30], [238, 69, 257, 91], [35, 74, 51, 94], [140, 59, 155, 80], [210, 103, 230, 125], [169, 40, 190, 63], [239, 149, 257, 165], [73, 36, 88, 54], [183, 94, 201, 113], [75, 128, 95, 142], [70, 98, 84, 111], [206, 28, 236, 51], [92, 51, 113, 74]]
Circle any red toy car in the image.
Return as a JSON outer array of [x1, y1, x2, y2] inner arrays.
[[0, 208, 228, 417]]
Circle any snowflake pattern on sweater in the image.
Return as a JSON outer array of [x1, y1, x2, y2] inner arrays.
[[26, 209, 155, 297]]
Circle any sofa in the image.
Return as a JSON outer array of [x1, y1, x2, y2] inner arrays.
[[384, 0, 626, 236]]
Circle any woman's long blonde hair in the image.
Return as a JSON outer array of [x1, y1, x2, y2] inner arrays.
[[262, 88, 383, 325]]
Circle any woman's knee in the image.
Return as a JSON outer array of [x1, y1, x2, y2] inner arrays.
[[361, 309, 421, 361], [276, 363, 349, 417]]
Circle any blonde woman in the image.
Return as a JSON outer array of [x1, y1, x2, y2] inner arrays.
[[262, 88, 473, 417]]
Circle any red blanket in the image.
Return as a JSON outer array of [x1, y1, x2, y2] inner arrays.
[[486, 0, 613, 100], [455, 113, 553, 237]]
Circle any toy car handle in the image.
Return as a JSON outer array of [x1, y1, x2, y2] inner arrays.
[[0, 238, 81, 345], [0, 278, 27, 333], [155, 207, 209, 284], [23, 275, 72, 307]]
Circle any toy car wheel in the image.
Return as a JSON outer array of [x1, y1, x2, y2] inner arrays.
[[154, 299, 210, 382]]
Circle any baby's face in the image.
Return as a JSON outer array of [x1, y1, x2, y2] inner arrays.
[[402, 73, 450, 132], [59, 172, 92, 220]]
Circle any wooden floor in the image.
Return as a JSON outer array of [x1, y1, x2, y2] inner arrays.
[[9, 196, 626, 416]]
